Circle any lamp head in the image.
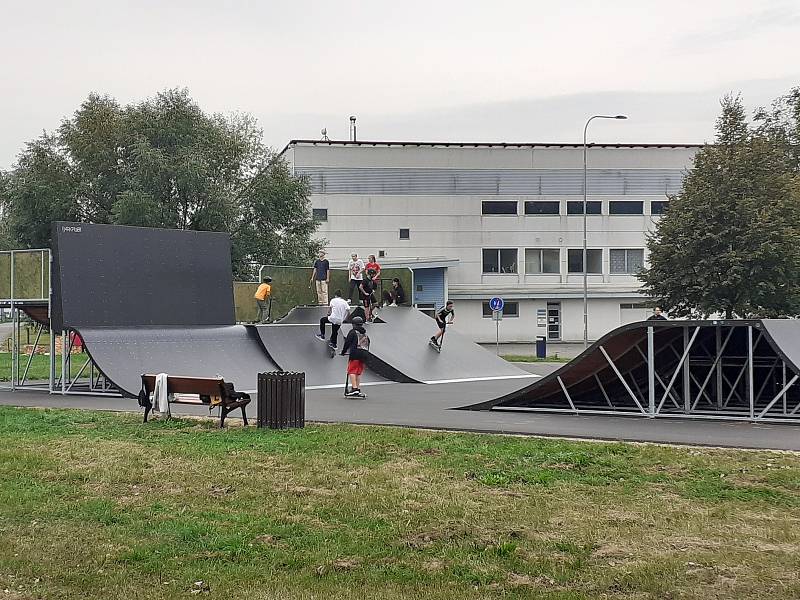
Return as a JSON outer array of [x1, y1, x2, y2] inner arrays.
[[614, 115, 628, 119]]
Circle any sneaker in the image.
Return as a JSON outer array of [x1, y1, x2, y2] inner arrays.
[[328, 342, 337, 349], [389, 303, 397, 307], [430, 336, 437, 344], [315, 333, 325, 342], [345, 390, 360, 397]]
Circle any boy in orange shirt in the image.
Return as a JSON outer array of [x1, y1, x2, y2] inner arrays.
[[254, 276, 272, 323]]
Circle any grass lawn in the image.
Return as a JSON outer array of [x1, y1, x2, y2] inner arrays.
[[0, 352, 86, 382], [1, 408, 799, 599], [501, 355, 572, 363]]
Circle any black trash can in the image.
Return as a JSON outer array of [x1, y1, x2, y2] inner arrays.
[[257, 371, 305, 429], [535, 336, 547, 359]]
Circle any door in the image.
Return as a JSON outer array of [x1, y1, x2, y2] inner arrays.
[[413, 268, 446, 317], [547, 302, 561, 340]]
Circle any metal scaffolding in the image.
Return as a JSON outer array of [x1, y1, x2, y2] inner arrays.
[[489, 320, 800, 423]]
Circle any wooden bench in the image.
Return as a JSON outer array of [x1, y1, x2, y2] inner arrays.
[[139, 374, 251, 427]]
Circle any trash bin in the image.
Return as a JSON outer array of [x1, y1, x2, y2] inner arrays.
[[257, 371, 305, 429], [535, 336, 547, 359]]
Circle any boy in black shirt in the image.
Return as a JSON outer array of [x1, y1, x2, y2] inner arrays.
[[430, 300, 455, 347], [359, 271, 378, 321], [341, 316, 369, 397]]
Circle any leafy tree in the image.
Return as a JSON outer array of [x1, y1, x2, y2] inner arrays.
[[2, 89, 319, 277], [639, 94, 800, 318], [755, 86, 800, 172]]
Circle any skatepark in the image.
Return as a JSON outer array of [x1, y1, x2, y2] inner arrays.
[[2, 221, 800, 450]]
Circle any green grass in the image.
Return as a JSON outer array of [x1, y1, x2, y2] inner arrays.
[[0, 352, 87, 381], [1, 407, 800, 599], [501, 354, 572, 363]]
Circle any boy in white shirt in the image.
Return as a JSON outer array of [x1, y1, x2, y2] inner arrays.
[[316, 290, 350, 348], [347, 253, 365, 303]]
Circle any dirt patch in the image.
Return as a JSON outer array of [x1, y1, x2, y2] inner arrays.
[[286, 486, 336, 497]]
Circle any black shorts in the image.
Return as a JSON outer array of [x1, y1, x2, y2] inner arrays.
[[436, 320, 446, 330]]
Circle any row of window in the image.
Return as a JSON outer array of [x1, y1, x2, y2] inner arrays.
[[313, 201, 668, 223], [482, 301, 650, 318], [482, 200, 669, 216], [483, 248, 645, 274]]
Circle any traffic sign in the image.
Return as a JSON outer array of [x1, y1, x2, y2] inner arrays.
[[489, 297, 504, 312]]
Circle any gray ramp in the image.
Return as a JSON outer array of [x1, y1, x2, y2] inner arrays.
[[760, 319, 800, 373], [277, 305, 330, 324], [79, 326, 277, 397], [365, 307, 531, 383], [253, 324, 389, 388]]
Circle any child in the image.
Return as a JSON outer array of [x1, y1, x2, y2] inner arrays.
[[390, 277, 406, 305], [341, 316, 369, 397], [365, 254, 381, 284], [430, 300, 454, 347], [359, 271, 378, 321], [347, 253, 365, 302], [254, 276, 272, 323]]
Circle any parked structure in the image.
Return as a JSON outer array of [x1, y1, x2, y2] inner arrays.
[[280, 140, 700, 342]]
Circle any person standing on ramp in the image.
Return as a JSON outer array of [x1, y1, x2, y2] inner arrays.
[[254, 276, 273, 323], [347, 253, 365, 303], [316, 290, 349, 349], [341, 316, 369, 397], [430, 300, 455, 349], [310, 250, 330, 305]]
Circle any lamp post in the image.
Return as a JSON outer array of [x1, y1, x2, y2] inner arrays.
[[583, 114, 627, 348]]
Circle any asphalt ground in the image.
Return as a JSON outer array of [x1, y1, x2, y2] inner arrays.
[[2, 376, 799, 451]]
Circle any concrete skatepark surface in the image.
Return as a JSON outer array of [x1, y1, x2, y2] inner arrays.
[[2, 382, 799, 451]]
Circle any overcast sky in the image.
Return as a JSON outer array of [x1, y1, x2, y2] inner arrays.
[[1, 0, 799, 169]]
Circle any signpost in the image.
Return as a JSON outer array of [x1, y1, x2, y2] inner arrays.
[[489, 297, 504, 355]]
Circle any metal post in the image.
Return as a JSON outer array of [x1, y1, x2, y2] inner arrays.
[[747, 325, 754, 419], [9, 250, 15, 391], [582, 114, 626, 349], [783, 362, 787, 415], [647, 326, 655, 416], [715, 325, 723, 408], [582, 123, 589, 350], [495, 317, 499, 356], [682, 326, 691, 413]]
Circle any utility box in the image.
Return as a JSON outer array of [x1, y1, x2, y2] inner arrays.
[[257, 371, 305, 429]]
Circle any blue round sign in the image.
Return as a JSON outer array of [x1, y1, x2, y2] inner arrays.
[[489, 297, 504, 311]]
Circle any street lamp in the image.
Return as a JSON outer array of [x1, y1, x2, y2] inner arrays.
[[583, 114, 627, 349]]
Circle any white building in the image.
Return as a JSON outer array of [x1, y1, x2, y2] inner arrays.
[[280, 140, 699, 343]]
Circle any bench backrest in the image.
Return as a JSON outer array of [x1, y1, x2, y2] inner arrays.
[[141, 374, 225, 397]]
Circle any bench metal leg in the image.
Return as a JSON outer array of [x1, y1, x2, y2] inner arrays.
[[241, 405, 248, 426], [143, 403, 152, 423]]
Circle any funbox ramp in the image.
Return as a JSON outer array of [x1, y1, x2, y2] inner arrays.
[[360, 307, 531, 384], [253, 324, 400, 388], [460, 319, 800, 419], [78, 326, 278, 397]]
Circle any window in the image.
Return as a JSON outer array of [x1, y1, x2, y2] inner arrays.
[[482, 301, 519, 317], [609, 201, 644, 215], [312, 208, 328, 221], [524, 248, 560, 274], [651, 200, 669, 215], [567, 201, 601, 215], [482, 201, 517, 215], [567, 249, 602, 273], [399, 228, 410, 240], [620, 302, 648, 309], [610, 249, 644, 274], [482, 248, 518, 273], [524, 201, 560, 215]]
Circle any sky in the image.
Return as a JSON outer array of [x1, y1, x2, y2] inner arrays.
[[1, 0, 799, 169]]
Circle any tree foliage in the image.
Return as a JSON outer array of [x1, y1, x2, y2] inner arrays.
[[639, 93, 800, 318], [0, 89, 319, 277]]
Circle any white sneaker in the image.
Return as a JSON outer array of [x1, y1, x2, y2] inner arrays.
[[314, 333, 325, 342]]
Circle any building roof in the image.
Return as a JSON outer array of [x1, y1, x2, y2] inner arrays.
[[280, 139, 703, 156]]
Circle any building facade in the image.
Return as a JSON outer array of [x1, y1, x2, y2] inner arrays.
[[280, 140, 699, 343]]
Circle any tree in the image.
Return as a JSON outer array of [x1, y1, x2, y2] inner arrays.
[[2, 89, 320, 277], [639, 94, 800, 318]]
